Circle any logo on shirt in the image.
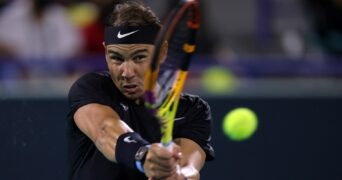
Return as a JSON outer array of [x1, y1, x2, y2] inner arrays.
[[120, 103, 129, 111], [117, 30, 139, 39], [124, 136, 137, 143], [174, 116, 185, 121]]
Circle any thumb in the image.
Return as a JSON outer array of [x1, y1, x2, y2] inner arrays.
[[169, 143, 182, 160], [174, 151, 183, 160]]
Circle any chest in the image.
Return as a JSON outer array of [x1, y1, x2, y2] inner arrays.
[[114, 101, 188, 143]]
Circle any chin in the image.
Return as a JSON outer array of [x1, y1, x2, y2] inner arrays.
[[124, 92, 143, 100]]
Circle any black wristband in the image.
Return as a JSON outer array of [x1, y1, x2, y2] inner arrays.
[[115, 132, 150, 171]]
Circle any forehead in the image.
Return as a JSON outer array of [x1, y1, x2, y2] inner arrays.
[[106, 44, 155, 53]]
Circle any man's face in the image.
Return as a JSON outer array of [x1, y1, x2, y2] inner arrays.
[[105, 44, 155, 100]]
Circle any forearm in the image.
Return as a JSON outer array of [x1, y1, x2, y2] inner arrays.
[[74, 103, 133, 162], [175, 138, 206, 179], [93, 118, 133, 162]]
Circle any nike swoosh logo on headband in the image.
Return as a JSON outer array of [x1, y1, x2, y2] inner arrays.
[[117, 30, 139, 39]]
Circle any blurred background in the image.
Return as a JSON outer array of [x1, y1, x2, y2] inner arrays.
[[0, 0, 341, 179]]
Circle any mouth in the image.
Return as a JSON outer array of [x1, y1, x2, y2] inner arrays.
[[122, 84, 139, 94]]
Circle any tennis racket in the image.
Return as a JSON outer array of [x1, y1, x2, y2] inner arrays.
[[144, 0, 201, 147]]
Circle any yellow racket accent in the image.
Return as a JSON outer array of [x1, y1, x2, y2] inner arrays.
[[144, 69, 159, 91], [157, 71, 188, 146]]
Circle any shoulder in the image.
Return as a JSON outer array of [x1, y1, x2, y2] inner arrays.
[[180, 93, 211, 110], [68, 71, 114, 98], [178, 93, 211, 118], [79, 71, 111, 80], [72, 71, 111, 87], [68, 71, 121, 114]]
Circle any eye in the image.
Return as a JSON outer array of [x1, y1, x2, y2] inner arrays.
[[133, 55, 147, 63], [109, 55, 124, 63]]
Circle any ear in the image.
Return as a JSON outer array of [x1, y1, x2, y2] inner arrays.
[[158, 40, 168, 64], [102, 42, 106, 49]]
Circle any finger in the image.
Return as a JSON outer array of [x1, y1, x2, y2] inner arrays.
[[145, 166, 176, 180], [144, 161, 177, 179], [150, 144, 174, 160], [147, 144, 178, 170], [145, 143, 183, 179], [144, 160, 176, 179], [145, 157, 177, 171], [167, 143, 183, 160], [149, 170, 176, 180], [172, 151, 183, 160]]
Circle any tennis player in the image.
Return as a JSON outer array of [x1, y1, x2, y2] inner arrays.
[[67, 2, 214, 180]]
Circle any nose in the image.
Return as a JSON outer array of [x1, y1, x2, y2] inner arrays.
[[121, 61, 135, 80]]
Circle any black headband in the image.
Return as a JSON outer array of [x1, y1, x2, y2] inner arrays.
[[104, 25, 160, 45]]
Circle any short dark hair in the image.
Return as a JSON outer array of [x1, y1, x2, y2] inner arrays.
[[107, 1, 161, 28]]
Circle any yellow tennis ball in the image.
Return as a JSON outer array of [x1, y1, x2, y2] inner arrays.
[[222, 107, 258, 141]]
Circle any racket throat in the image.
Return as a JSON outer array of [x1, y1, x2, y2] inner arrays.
[[158, 71, 188, 145]]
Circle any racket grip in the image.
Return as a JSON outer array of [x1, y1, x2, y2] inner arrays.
[[162, 140, 173, 151]]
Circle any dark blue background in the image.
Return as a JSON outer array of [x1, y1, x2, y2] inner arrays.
[[1, 97, 341, 180]]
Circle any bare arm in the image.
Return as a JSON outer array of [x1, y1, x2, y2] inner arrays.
[[74, 103, 133, 162], [175, 138, 206, 180]]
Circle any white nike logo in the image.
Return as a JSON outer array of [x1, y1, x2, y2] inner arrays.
[[174, 117, 185, 121], [120, 103, 128, 111], [124, 136, 137, 143], [117, 30, 139, 39]]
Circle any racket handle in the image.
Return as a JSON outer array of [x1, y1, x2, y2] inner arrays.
[[162, 141, 173, 151]]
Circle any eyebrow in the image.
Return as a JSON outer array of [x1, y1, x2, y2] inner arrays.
[[107, 49, 149, 58], [131, 49, 149, 56], [107, 50, 123, 58]]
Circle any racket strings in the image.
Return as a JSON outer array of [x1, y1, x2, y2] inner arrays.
[[155, 9, 193, 106]]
